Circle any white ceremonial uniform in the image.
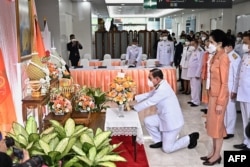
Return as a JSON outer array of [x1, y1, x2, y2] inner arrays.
[[156, 40, 174, 66], [187, 47, 204, 105], [180, 46, 192, 80], [224, 50, 241, 135], [235, 43, 244, 58], [134, 80, 190, 153], [236, 51, 250, 149], [126, 45, 142, 66]]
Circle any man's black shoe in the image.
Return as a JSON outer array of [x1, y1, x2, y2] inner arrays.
[[190, 104, 199, 107], [240, 147, 250, 151], [187, 101, 193, 104], [200, 109, 208, 112], [149, 142, 162, 148], [188, 132, 199, 149], [223, 134, 234, 139], [233, 143, 247, 149]]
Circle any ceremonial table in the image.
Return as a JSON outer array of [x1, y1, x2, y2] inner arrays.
[[105, 108, 143, 161], [70, 66, 177, 94]]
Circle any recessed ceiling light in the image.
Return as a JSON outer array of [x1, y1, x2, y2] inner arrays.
[[121, 4, 125, 6], [192, 10, 195, 11]]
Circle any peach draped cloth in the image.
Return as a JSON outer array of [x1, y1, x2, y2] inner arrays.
[[89, 60, 121, 66], [0, 49, 16, 136], [70, 67, 177, 94]]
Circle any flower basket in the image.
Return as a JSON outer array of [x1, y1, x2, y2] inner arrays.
[[106, 72, 136, 111], [74, 94, 95, 112], [48, 90, 72, 115]]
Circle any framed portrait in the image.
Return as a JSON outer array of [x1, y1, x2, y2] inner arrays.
[[16, 0, 32, 62]]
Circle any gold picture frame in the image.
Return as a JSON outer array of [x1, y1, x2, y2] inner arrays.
[[16, 0, 33, 62]]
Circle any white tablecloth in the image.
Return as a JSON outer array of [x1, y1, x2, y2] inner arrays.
[[104, 108, 144, 144]]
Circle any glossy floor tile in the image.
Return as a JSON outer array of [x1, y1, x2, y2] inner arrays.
[[142, 90, 243, 167]]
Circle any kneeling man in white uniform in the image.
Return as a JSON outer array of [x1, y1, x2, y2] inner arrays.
[[133, 68, 199, 153]]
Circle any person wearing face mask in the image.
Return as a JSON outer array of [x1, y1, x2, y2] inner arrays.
[[200, 29, 230, 166], [125, 38, 142, 66], [156, 31, 175, 66], [67, 34, 83, 67], [222, 38, 241, 140], [180, 36, 192, 95], [234, 32, 244, 58], [186, 39, 204, 107], [132, 68, 199, 153], [233, 31, 250, 151]]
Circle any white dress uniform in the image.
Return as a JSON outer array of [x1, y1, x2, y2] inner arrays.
[[235, 43, 244, 58], [126, 45, 142, 66], [156, 40, 174, 66], [236, 51, 250, 149], [134, 80, 190, 153], [224, 50, 241, 135], [187, 47, 204, 105], [180, 46, 192, 80]]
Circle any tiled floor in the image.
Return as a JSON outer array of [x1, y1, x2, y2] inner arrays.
[[142, 90, 244, 167]]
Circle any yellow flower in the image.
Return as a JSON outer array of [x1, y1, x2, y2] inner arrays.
[[115, 85, 124, 92]]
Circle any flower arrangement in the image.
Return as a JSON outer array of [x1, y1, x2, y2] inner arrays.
[[49, 89, 72, 115], [106, 73, 136, 106], [47, 62, 59, 79], [75, 93, 95, 112]]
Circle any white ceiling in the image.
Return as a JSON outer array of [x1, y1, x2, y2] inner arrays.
[[72, 0, 249, 18]]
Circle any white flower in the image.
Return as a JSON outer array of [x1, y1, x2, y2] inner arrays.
[[65, 108, 69, 113], [56, 103, 61, 108], [78, 102, 83, 106], [87, 107, 90, 111]]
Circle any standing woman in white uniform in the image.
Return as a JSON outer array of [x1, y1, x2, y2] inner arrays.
[[132, 68, 199, 153], [180, 36, 192, 94], [233, 32, 250, 151], [223, 38, 241, 139]]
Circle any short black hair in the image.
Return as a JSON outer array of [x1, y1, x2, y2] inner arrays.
[[70, 34, 75, 39], [225, 37, 235, 48], [150, 68, 163, 79], [0, 152, 12, 167], [209, 29, 227, 47]]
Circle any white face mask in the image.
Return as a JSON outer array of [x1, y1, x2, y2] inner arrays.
[[201, 37, 206, 41], [159, 37, 163, 41], [236, 37, 241, 42], [185, 41, 190, 46], [132, 44, 137, 47], [162, 37, 168, 41], [207, 43, 217, 54], [147, 79, 154, 87], [180, 39, 185, 44], [242, 44, 250, 53], [188, 46, 195, 52]]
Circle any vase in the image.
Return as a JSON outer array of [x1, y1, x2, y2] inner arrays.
[[80, 109, 88, 112], [117, 104, 125, 117], [54, 110, 65, 115]]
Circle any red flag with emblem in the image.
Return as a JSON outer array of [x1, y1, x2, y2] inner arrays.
[[0, 49, 17, 136]]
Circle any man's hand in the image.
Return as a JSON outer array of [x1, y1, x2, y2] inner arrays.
[[215, 105, 223, 115], [231, 92, 237, 99], [20, 149, 30, 163], [0, 140, 7, 152]]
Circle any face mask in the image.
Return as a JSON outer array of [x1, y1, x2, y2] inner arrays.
[[147, 79, 154, 87], [188, 46, 195, 52], [185, 41, 190, 46], [159, 37, 163, 41], [180, 39, 185, 44], [132, 44, 136, 47], [162, 37, 168, 41], [201, 37, 206, 41], [236, 37, 241, 42], [207, 43, 217, 54], [242, 44, 250, 53]]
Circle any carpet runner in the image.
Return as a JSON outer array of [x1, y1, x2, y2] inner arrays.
[[111, 136, 149, 167]]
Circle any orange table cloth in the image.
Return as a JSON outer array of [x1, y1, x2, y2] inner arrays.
[[70, 67, 177, 94]]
